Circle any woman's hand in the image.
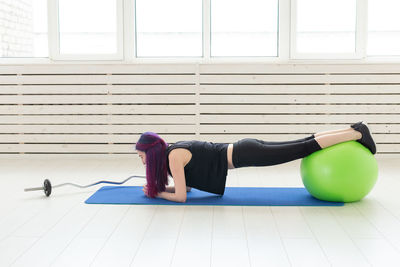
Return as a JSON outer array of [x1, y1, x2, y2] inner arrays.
[[142, 184, 150, 197], [142, 184, 184, 202], [143, 184, 161, 198]]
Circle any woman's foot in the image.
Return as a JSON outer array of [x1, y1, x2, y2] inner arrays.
[[351, 121, 376, 154]]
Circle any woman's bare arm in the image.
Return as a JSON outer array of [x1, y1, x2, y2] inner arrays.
[[165, 186, 191, 193], [165, 186, 175, 193], [156, 152, 188, 202]]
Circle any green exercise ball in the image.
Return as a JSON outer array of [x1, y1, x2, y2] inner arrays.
[[301, 141, 378, 202]]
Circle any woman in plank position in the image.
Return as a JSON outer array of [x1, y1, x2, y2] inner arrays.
[[135, 121, 376, 203]]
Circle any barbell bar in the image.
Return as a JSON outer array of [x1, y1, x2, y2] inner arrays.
[[24, 175, 147, 197]]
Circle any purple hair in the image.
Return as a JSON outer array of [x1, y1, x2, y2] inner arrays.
[[135, 132, 169, 198]]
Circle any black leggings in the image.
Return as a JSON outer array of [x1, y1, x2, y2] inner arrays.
[[232, 135, 322, 168]]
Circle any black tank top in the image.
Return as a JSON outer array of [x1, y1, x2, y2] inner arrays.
[[166, 141, 229, 195]]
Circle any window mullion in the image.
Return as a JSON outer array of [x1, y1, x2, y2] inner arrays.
[[116, 0, 125, 60], [203, 0, 211, 60], [356, 0, 368, 59], [290, 0, 298, 59], [279, 0, 290, 60], [124, 0, 135, 61], [47, 0, 59, 60]]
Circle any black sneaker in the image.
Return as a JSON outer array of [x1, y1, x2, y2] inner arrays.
[[350, 121, 376, 154]]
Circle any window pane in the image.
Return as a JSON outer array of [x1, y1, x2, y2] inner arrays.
[[296, 0, 356, 54], [59, 0, 117, 54], [135, 0, 202, 57], [211, 0, 278, 57], [368, 0, 400, 56], [0, 0, 48, 57]]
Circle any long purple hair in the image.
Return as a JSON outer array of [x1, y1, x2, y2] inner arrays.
[[135, 132, 169, 198]]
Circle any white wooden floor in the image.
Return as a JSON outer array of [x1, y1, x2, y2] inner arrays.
[[1, 155, 400, 267]]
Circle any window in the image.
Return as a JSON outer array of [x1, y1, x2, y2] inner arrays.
[[58, 0, 119, 55], [368, 0, 400, 56], [2, 0, 400, 61], [135, 0, 202, 57], [293, 0, 357, 56], [211, 0, 278, 57], [0, 0, 48, 57]]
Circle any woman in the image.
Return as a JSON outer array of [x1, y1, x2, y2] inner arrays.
[[135, 121, 376, 203]]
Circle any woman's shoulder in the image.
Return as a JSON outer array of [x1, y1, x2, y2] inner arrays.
[[167, 140, 195, 152], [168, 145, 192, 167], [166, 142, 194, 175]]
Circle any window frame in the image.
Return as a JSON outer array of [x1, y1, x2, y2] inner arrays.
[[134, 0, 204, 58], [50, 0, 124, 60], [1, 0, 400, 63], [290, 0, 365, 59], [366, 0, 400, 57], [209, 0, 280, 58]]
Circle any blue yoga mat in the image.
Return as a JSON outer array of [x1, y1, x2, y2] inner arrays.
[[85, 186, 344, 206]]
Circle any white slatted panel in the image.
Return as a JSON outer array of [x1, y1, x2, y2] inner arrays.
[[0, 63, 398, 155], [0, 64, 198, 154], [198, 64, 400, 155]]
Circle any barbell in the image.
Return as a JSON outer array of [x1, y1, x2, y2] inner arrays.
[[24, 175, 146, 197]]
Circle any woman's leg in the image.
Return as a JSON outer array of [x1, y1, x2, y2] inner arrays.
[[313, 126, 354, 138], [315, 128, 361, 148], [256, 135, 315, 145], [261, 126, 355, 145], [232, 128, 361, 168], [314, 124, 375, 154], [264, 126, 363, 147]]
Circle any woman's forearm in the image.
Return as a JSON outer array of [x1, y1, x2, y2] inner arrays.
[[165, 186, 175, 193], [165, 186, 191, 193], [157, 191, 186, 203]]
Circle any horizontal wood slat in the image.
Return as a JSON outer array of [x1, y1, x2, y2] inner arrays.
[[0, 95, 196, 104], [3, 94, 397, 105], [0, 104, 395, 115], [0, 144, 135, 153], [0, 115, 195, 124], [0, 124, 396, 135], [0, 105, 196, 115], [0, 125, 196, 134], [1, 133, 397, 144], [0, 64, 197, 74], [199, 64, 400, 74], [0, 85, 197, 94], [200, 74, 400, 84], [199, 104, 399, 114], [0, 74, 196, 85], [3, 63, 400, 75], [1, 114, 396, 125], [200, 95, 400, 104], [197, 134, 400, 144], [199, 124, 400, 134], [0, 63, 399, 155], [199, 114, 399, 124], [0, 134, 196, 143], [200, 85, 400, 94], [0, 143, 398, 154]]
